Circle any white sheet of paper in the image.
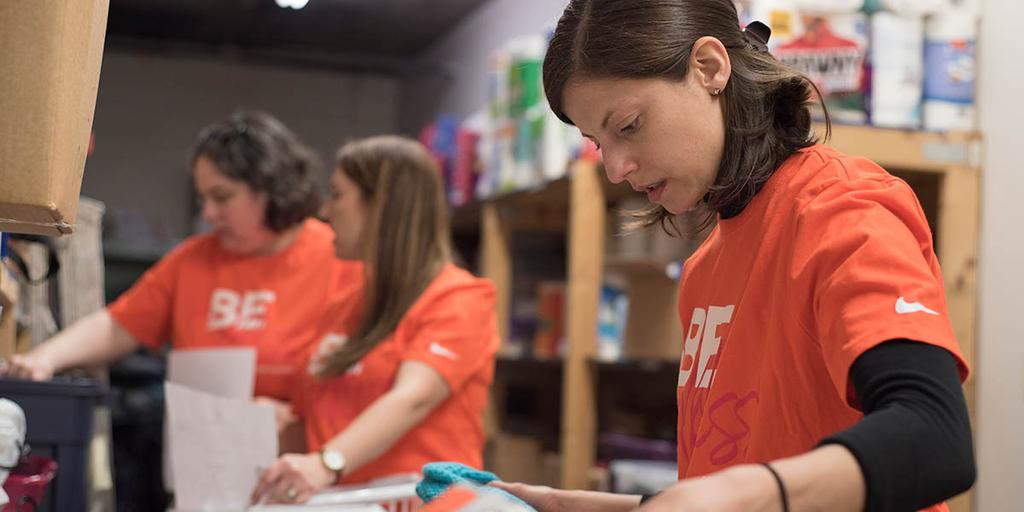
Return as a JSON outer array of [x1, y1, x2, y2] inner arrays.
[[165, 347, 258, 491], [165, 382, 277, 511], [167, 347, 257, 399]]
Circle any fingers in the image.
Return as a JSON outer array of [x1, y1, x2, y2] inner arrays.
[[253, 455, 317, 505], [2, 355, 31, 379], [251, 459, 286, 504], [489, 481, 549, 508], [267, 474, 314, 504], [1, 354, 52, 381]]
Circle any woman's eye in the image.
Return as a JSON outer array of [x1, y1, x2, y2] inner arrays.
[[621, 118, 639, 134]]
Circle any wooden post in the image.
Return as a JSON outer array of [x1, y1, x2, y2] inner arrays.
[[561, 160, 604, 489], [937, 166, 980, 374], [938, 166, 980, 512], [481, 203, 512, 346], [481, 203, 512, 441]]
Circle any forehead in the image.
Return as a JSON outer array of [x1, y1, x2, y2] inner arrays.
[[562, 76, 655, 129], [331, 167, 357, 189], [194, 156, 250, 193]]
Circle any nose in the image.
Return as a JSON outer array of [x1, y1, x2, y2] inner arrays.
[[602, 146, 639, 185], [201, 200, 218, 224]]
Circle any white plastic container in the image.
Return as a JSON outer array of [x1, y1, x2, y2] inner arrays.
[[870, 12, 925, 128], [922, 0, 979, 131], [879, 0, 944, 14]]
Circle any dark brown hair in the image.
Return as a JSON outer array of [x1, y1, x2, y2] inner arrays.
[[317, 136, 451, 377], [544, 0, 831, 232], [190, 110, 322, 232]]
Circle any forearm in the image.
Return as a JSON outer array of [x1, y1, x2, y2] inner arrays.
[[321, 388, 437, 475], [769, 444, 865, 512], [559, 490, 641, 512], [34, 309, 139, 371]]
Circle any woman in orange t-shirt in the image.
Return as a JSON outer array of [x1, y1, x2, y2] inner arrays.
[[1, 111, 359, 421], [494, 1, 976, 512], [252, 136, 499, 505]]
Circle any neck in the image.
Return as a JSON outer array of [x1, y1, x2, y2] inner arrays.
[[254, 223, 303, 256]]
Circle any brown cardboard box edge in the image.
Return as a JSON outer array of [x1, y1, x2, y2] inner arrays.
[[0, 0, 110, 237], [0, 201, 73, 236]]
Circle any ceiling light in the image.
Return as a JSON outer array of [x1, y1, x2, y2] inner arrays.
[[275, 0, 310, 9]]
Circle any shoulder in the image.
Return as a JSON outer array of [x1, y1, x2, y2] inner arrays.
[[301, 218, 335, 241], [159, 232, 218, 266], [782, 145, 908, 209], [408, 265, 496, 320]]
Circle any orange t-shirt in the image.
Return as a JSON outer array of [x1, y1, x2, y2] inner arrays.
[[294, 264, 499, 484], [675, 145, 968, 511], [108, 219, 361, 400]]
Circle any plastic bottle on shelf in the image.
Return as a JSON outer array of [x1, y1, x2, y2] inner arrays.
[[868, 0, 944, 128], [507, 35, 547, 190], [922, 0, 979, 132]]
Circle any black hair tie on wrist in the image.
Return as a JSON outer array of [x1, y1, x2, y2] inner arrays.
[[761, 462, 790, 512], [744, 21, 772, 53]]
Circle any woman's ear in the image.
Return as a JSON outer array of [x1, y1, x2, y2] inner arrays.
[[689, 36, 732, 96]]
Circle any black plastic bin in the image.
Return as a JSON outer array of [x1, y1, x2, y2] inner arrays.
[[0, 378, 108, 512]]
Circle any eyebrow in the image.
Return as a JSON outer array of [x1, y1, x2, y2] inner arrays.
[[601, 109, 614, 131]]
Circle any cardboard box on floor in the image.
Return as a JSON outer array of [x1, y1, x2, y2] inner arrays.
[[0, 0, 109, 236]]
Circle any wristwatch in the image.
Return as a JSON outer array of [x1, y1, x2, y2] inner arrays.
[[320, 447, 346, 481]]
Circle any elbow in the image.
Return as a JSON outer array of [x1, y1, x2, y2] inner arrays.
[[947, 442, 977, 497]]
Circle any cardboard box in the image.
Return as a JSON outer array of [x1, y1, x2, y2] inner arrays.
[[0, 0, 109, 236], [623, 275, 683, 361]]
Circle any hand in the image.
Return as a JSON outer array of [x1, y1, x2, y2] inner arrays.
[[489, 481, 563, 512], [254, 396, 298, 434], [0, 351, 56, 381], [637, 464, 778, 512], [251, 453, 335, 505]]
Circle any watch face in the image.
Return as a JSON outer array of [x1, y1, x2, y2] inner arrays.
[[323, 449, 345, 471]]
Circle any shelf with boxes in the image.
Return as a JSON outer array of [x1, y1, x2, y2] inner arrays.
[[455, 124, 982, 508]]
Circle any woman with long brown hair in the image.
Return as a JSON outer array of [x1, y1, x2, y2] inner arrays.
[[493, 1, 975, 511], [252, 136, 500, 505]]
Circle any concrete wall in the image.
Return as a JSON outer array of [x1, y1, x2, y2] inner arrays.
[[83, 50, 401, 244]]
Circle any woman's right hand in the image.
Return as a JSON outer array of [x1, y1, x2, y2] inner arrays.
[[0, 351, 56, 381], [489, 481, 563, 512]]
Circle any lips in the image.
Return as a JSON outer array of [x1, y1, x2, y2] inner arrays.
[[641, 180, 666, 203]]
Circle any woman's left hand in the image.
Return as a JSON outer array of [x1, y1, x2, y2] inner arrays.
[[637, 464, 779, 512], [251, 453, 335, 505]]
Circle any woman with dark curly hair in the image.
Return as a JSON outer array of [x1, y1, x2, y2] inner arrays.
[[2, 111, 359, 425]]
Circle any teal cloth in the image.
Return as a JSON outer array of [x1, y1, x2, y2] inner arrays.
[[416, 462, 535, 510]]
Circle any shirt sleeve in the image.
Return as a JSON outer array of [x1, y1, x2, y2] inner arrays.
[[791, 172, 968, 403], [820, 340, 976, 512], [399, 281, 500, 393], [106, 241, 191, 351]]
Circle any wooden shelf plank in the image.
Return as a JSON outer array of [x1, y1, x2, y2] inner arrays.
[[604, 256, 680, 281], [814, 123, 981, 173]]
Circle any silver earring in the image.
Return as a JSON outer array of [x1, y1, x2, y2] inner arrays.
[[711, 88, 722, 96]]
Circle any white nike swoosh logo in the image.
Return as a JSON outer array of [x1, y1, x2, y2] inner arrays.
[[895, 296, 939, 316], [429, 342, 459, 361]]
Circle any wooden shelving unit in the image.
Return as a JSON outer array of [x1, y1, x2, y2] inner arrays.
[[460, 125, 981, 511]]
